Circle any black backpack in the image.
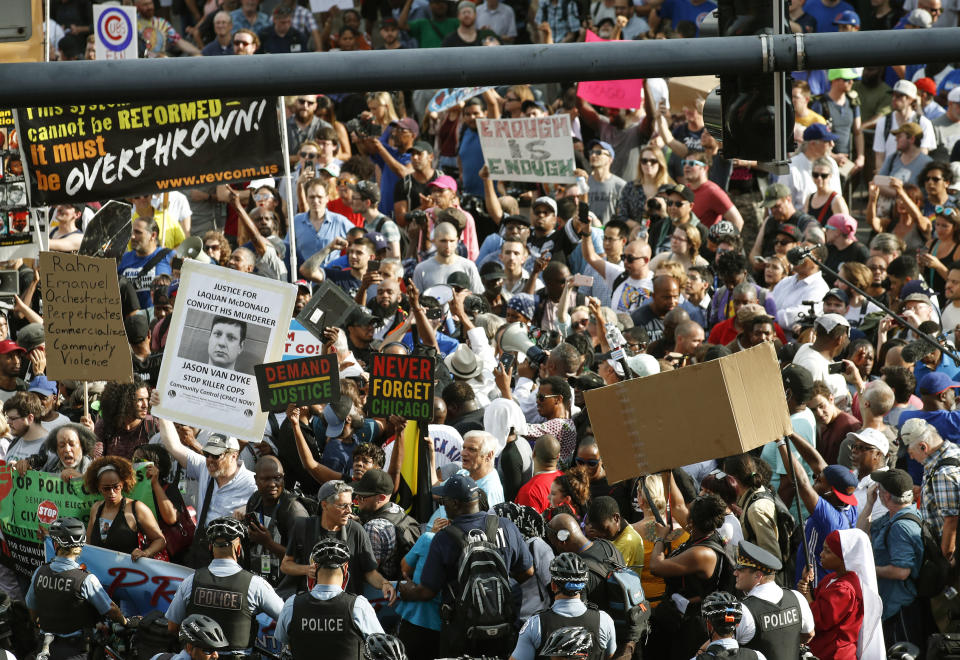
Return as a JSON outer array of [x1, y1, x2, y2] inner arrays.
[[741, 489, 803, 586], [697, 534, 739, 595], [441, 514, 516, 644], [373, 505, 423, 563], [928, 633, 960, 660]]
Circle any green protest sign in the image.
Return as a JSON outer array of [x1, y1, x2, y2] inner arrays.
[[132, 462, 157, 517]]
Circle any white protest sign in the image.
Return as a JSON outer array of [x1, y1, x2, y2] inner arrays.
[[152, 261, 296, 442], [283, 318, 324, 361], [94, 5, 138, 60], [309, 0, 355, 12], [476, 115, 577, 184]]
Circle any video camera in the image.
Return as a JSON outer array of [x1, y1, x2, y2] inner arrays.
[[346, 116, 383, 139]]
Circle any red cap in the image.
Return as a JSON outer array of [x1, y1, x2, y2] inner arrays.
[[916, 77, 937, 96], [0, 340, 25, 355]]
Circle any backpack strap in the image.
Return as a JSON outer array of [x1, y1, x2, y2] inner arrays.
[[935, 457, 960, 471], [443, 521, 468, 550], [882, 512, 923, 547], [817, 192, 837, 226], [484, 513, 500, 544], [138, 248, 173, 278]]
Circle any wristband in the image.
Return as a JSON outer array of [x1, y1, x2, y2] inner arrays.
[[776, 439, 786, 448]]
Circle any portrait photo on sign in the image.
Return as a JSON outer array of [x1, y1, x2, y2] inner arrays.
[[1, 182, 26, 211], [176, 308, 270, 375]]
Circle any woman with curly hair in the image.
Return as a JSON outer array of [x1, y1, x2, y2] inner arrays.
[[13, 423, 96, 480], [544, 464, 591, 522], [84, 456, 165, 560], [95, 379, 156, 460], [202, 230, 232, 267]]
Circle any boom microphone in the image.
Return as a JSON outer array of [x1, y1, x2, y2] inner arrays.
[[786, 245, 815, 266]]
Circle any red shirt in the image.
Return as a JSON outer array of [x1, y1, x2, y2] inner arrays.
[[809, 571, 863, 660], [691, 180, 734, 228], [819, 412, 861, 465], [327, 198, 365, 228], [707, 317, 788, 345], [515, 470, 562, 513]]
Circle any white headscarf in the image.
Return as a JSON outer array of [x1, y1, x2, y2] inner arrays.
[[483, 398, 528, 457], [837, 528, 885, 659]]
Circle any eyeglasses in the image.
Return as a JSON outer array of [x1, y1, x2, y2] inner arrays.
[[640, 158, 659, 165], [935, 206, 957, 216], [195, 649, 218, 657], [297, 98, 317, 105], [253, 192, 272, 201], [927, 5, 943, 13], [925, 176, 944, 183], [624, 254, 647, 263], [233, 39, 253, 46], [327, 502, 353, 511], [572, 318, 589, 327], [575, 457, 600, 467], [811, 171, 830, 180], [665, 200, 687, 207], [681, 159, 706, 168], [203, 244, 220, 252], [671, 234, 688, 242], [99, 483, 123, 493], [536, 393, 562, 402]]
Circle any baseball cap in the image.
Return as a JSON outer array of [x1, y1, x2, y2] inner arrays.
[[124, 313, 150, 344], [781, 364, 814, 401], [832, 10, 860, 25], [916, 77, 937, 96], [775, 224, 800, 241], [609, 353, 659, 379], [323, 395, 354, 438], [381, 16, 399, 27], [352, 468, 394, 497], [533, 196, 558, 214], [427, 174, 458, 192], [848, 427, 889, 455], [826, 213, 857, 237], [891, 121, 923, 137], [432, 472, 480, 501], [203, 434, 240, 456], [763, 183, 792, 207], [899, 278, 935, 300], [390, 117, 420, 137], [815, 313, 850, 333], [16, 323, 44, 352], [823, 465, 859, 506], [918, 371, 960, 395], [0, 340, 25, 355], [586, 139, 615, 160], [871, 468, 913, 498], [28, 374, 57, 397], [891, 79, 918, 99], [899, 417, 929, 444], [803, 123, 840, 142], [319, 162, 340, 178], [708, 220, 739, 241], [503, 213, 532, 228], [522, 99, 548, 114], [350, 180, 380, 202], [294, 279, 312, 292], [317, 479, 349, 502], [824, 287, 849, 305], [446, 271, 472, 290], [828, 67, 859, 80], [902, 292, 933, 306], [480, 261, 506, 281], [949, 88, 960, 104], [365, 232, 389, 252], [407, 140, 434, 154], [346, 306, 382, 328], [905, 8, 933, 27], [662, 183, 695, 203]]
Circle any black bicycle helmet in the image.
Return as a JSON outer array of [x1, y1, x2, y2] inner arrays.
[[49, 517, 86, 549], [205, 517, 246, 543], [701, 591, 742, 634], [310, 538, 351, 568], [539, 626, 594, 658], [178, 614, 228, 650], [493, 502, 546, 540], [549, 552, 588, 584], [363, 633, 407, 660]]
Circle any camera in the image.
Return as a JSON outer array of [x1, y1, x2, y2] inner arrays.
[[346, 116, 383, 138], [407, 209, 429, 226]]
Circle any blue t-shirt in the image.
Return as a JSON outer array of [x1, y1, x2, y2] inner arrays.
[[117, 247, 173, 309], [419, 512, 533, 601], [371, 131, 412, 215], [938, 70, 960, 97], [795, 496, 858, 586], [394, 532, 442, 631], [658, 0, 716, 34], [324, 267, 363, 299], [870, 506, 923, 619], [321, 437, 357, 475], [401, 330, 459, 359], [803, 0, 856, 32], [459, 128, 485, 198]]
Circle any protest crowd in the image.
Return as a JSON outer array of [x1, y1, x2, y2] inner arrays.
[[4, 0, 960, 659]]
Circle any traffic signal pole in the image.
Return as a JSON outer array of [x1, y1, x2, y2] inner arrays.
[[0, 28, 958, 106]]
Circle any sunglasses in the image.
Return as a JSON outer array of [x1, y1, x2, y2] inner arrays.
[[203, 452, 226, 461], [589, 149, 609, 156], [811, 171, 830, 179], [575, 457, 600, 467], [253, 192, 272, 201], [640, 158, 659, 165], [328, 502, 353, 511], [537, 393, 562, 402], [925, 176, 944, 183], [99, 483, 122, 493], [624, 254, 647, 263], [665, 200, 687, 207], [233, 39, 253, 46], [936, 206, 958, 216], [681, 159, 706, 167], [297, 98, 317, 105], [299, 151, 319, 159], [773, 238, 794, 246], [203, 244, 220, 252]]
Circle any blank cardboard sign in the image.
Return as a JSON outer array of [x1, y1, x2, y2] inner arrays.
[[584, 343, 791, 483]]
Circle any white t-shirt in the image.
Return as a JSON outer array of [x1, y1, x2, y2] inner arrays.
[[4, 436, 45, 462], [603, 261, 651, 313], [791, 343, 849, 405], [382, 424, 464, 473], [151, 191, 192, 227], [40, 413, 71, 433], [941, 302, 960, 339], [873, 112, 937, 160]]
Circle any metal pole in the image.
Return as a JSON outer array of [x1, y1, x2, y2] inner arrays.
[[783, 437, 812, 579], [1, 29, 959, 105], [276, 97, 298, 281]]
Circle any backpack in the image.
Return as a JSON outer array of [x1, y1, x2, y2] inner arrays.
[[697, 534, 739, 595], [881, 511, 945, 598], [371, 214, 410, 259], [928, 633, 960, 660], [374, 505, 423, 563], [581, 555, 651, 645], [441, 514, 516, 643], [741, 490, 803, 586]]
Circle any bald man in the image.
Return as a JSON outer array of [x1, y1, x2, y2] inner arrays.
[[244, 455, 310, 587], [412, 221, 484, 293], [515, 435, 562, 513]]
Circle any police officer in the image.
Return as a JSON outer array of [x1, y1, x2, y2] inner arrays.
[[364, 633, 408, 660], [733, 541, 814, 660], [508, 553, 616, 660], [275, 538, 384, 659], [699, 592, 766, 660], [150, 614, 229, 660], [26, 517, 127, 660], [165, 517, 285, 657]]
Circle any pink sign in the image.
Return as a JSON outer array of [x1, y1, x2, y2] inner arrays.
[[577, 30, 645, 109]]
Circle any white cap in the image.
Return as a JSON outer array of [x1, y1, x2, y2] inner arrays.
[[849, 427, 889, 456], [892, 79, 918, 99], [815, 313, 850, 333], [900, 417, 929, 444], [948, 87, 960, 104], [610, 353, 660, 378]]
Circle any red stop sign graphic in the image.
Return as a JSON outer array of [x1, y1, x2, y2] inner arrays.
[[37, 500, 59, 524]]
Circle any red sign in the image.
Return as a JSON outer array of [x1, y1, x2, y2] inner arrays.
[[37, 500, 58, 524]]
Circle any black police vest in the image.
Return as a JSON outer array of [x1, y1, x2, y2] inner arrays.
[[287, 591, 363, 660], [742, 589, 803, 660], [701, 642, 761, 659], [535, 605, 603, 660], [186, 567, 254, 651], [32, 564, 100, 634]]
